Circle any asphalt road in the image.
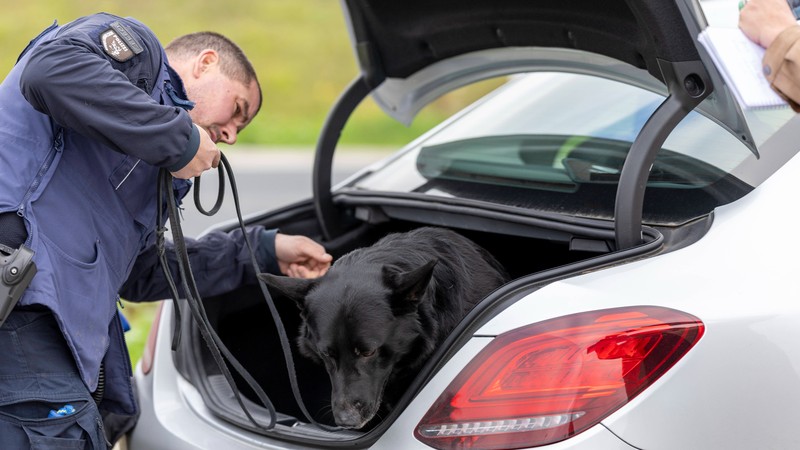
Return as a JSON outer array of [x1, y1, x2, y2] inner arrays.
[[174, 146, 392, 237]]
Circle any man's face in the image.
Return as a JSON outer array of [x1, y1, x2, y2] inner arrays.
[[186, 66, 260, 145]]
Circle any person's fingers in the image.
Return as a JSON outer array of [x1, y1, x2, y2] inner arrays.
[[293, 239, 332, 264], [292, 260, 329, 279], [211, 147, 221, 168], [274, 234, 333, 277], [302, 239, 333, 263], [314, 265, 330, 278], [288, 264, 307, 279]]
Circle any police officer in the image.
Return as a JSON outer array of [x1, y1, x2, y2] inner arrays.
[[0, 12, 331, 449]]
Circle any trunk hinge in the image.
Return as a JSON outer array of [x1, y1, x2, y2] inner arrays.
[[313, 76, 372, 240], [614, 59, 712, 249]]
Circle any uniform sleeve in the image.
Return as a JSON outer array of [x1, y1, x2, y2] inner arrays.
[[119, 227, 280, 302], [763, 25, 800, 112], [19, 15, 197, 169]]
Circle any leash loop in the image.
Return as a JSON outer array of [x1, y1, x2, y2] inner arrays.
[[193, 159, 225, 216]]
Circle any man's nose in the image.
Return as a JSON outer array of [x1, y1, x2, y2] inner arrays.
[[219, 125, 237, 145]]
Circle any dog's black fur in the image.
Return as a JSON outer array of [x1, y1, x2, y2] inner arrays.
[[259, 227, 509, 429]]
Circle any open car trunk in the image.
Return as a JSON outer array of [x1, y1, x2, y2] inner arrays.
[[171, 193, 707, 446], [167, 0, 745, 444]]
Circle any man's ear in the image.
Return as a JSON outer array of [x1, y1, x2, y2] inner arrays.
[[192, 49, 219, 78], [257, 273, 315, 309], [382, 259, 438, 315]]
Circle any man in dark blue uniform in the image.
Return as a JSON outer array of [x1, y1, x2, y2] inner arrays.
[[0, 12, 332, 449]]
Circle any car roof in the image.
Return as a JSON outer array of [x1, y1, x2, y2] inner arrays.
[[340, 0, 756, 155]]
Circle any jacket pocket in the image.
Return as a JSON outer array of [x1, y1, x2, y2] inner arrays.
[[40, 233, 118, 319], [0, 399, 105, 450], [38, 234, 120, 379], [40, 232, 100, 271]]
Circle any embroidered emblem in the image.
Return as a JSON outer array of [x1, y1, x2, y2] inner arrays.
[[101, 21, 143, 62]]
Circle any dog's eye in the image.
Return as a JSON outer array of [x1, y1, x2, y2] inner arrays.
[[356, 348, 376, 358]]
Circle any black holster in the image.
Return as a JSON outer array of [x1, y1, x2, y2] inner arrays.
[[0, 213, 36, 328]]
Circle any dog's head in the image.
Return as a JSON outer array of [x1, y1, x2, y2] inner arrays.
[[258, 259, 437, 429]]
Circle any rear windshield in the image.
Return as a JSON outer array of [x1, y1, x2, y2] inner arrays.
[[350, 73, 796, 224]]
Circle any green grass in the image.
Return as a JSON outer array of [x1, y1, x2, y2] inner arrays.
[[1, 0, 501, 147], [120, 301, 160, 367]]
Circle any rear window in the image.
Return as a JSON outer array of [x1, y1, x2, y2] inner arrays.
[[350, 73, 796, 224]]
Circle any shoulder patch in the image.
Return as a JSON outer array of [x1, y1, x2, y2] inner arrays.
[[100, 21, 144, 63]]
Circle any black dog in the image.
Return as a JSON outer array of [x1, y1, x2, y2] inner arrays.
[[259, 227, 508, 429]]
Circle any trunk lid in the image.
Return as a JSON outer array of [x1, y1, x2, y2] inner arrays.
[[340, 0, 756, 155]]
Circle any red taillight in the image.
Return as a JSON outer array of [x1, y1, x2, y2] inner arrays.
[[140, 301, 165, 375], [415, 306, 704, 449]]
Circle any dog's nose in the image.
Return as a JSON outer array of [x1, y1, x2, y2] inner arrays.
[[333, 397, 375, 429], [334, 405, 365, 428]]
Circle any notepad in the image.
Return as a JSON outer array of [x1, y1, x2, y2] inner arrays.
[[698, 26, 788, 109]]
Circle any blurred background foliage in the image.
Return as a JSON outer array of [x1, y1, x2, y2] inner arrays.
[[1, 0, 503, 365], [1, 0, 501, 147]]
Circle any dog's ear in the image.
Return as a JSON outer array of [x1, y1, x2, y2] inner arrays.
[[382, 259, 438, 315], [257, 273, 315, 309]]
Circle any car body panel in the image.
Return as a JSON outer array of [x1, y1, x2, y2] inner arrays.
[[601, 149, 800, 449], [479, 134, 800, 336], [473, 142, 800, 448]]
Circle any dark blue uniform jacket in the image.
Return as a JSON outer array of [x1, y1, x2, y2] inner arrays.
[[0, 13, 276, 417]]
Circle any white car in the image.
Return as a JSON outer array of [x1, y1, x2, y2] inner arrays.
[[129, 0, 800, 449]]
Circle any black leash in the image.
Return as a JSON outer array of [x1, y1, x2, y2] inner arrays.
[[156, 153, 340, 432], [156, 164, 276, 430]]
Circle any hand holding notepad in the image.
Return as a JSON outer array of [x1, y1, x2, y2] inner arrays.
[[698, 26, 788, 109]]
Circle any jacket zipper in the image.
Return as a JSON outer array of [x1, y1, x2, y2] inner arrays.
[[17, 128, 63, 218]]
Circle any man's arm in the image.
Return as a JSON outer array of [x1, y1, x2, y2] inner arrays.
[[120, 227, 332, 302], [19, 13, 198, 170], [119, 227, 268, 302]]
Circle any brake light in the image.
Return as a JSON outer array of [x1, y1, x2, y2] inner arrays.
[[140, 301, 165, 375], [415, 306, 704, 449]]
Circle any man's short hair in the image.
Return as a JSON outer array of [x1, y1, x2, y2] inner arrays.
[[165, 31, 259, 88]]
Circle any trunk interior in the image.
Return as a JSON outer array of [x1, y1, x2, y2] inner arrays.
[[173, 197, 675, 442]]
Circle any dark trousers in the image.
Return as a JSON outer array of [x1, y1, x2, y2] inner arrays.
[[0, 308, 107, 449]]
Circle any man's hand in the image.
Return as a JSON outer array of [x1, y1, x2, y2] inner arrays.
[[740, 0, 797, 48], [171, 124, 221, 179], [275, 233, 333, 279]]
